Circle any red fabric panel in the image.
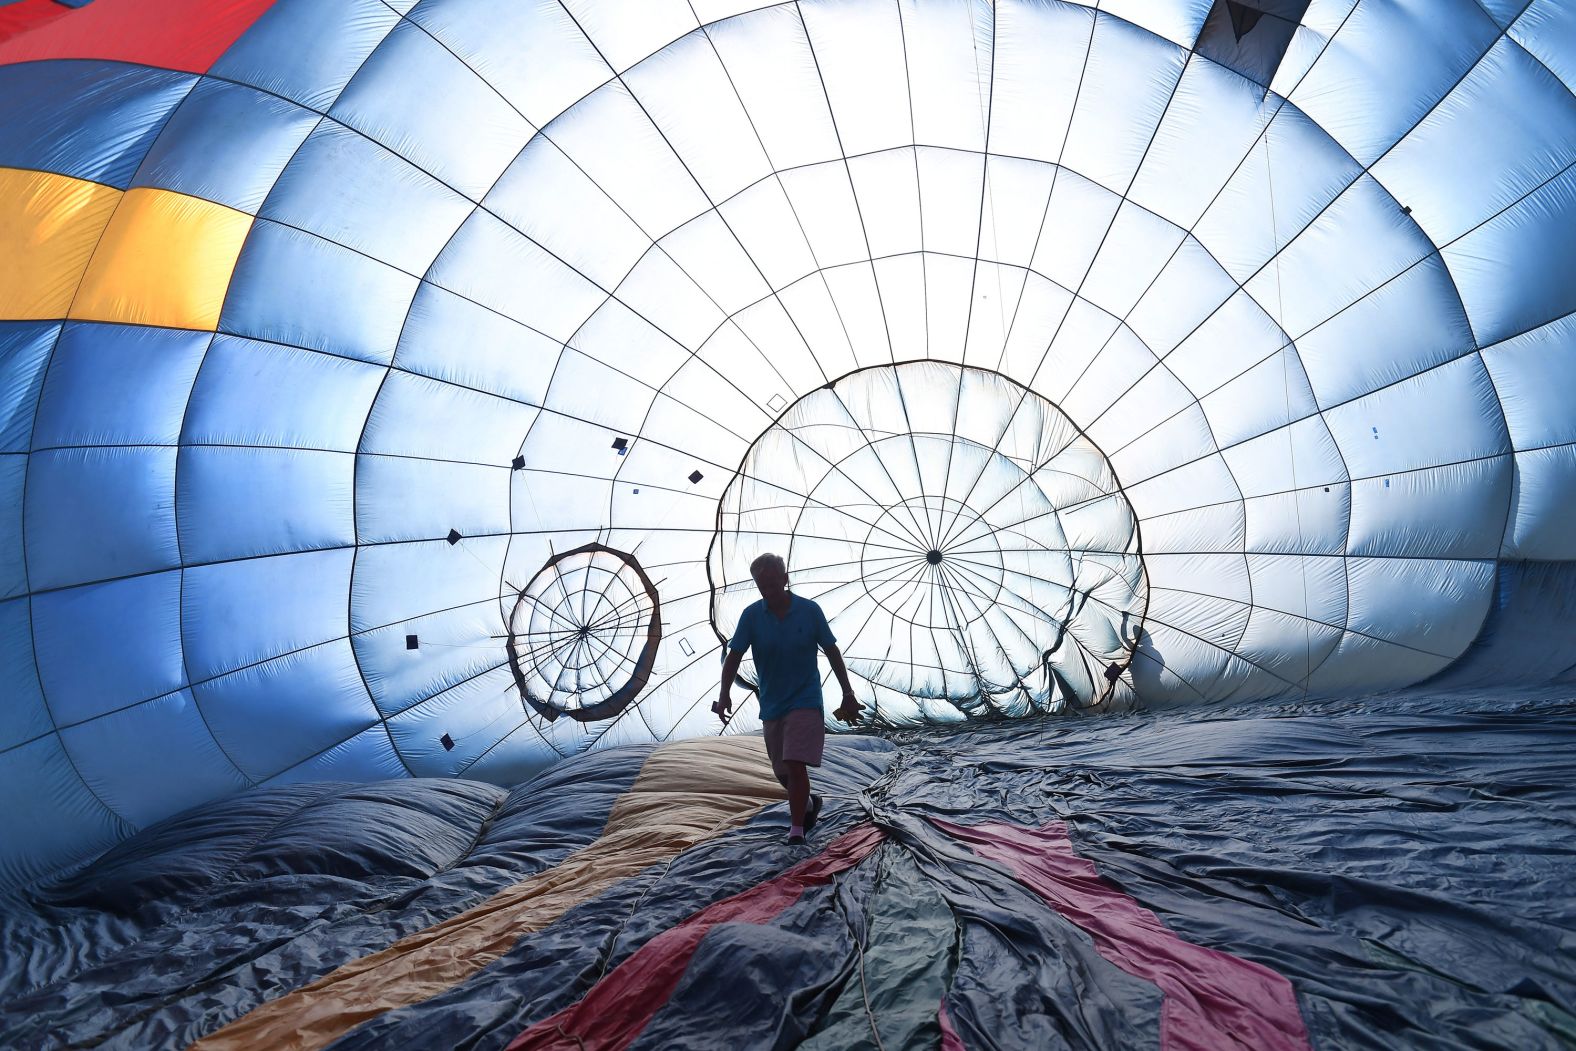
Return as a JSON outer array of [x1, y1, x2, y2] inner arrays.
[[936, 818, 1312, 1051], [508, 824, 885, 1051], [938, 1001, 968, 1051], [0, 0, 277, 72]]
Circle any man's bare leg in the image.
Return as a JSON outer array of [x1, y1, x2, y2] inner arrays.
[[783, 760, 810, 829]]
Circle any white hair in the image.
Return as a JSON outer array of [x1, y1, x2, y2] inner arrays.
[[749, 552, 787, 578]]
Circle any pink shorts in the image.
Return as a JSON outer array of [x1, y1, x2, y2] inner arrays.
[[762, 708, 826, 780]]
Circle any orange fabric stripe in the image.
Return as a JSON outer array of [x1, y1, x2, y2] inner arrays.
[[0, 167, 120, 321], [190, 736, 784, 1051]]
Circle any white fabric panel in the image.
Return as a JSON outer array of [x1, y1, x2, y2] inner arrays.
[[396, 283, 563, 407], [1503, 446, 1576, 561], [1347, 458, 1512, 559], [355, 458, 510, 544], [798, 0, 912, 157], [1097, 0, 1212, 48], [389, 666, 523, 776], [1061, 14, 1187, 193], [1130, 57, 1273, 229], [1373, 36, 1576, 247], [776, 160, 876, 268], [362, 371, 537, 463], [660, 211, 775, 318], [1080, 200, 1185, 319], [1444, 166, 1576, 348], [431, 213, 607, 341], [410, 0, 609, 127], [1342, 555, 1496, 655], [900, 0, 992, 154], [1287, 0, 1499, 166], [1480, 314, 1576, 451], [487, 136, 652, 292], [561, 0, 696, 74], [545, 82, 711, 240], [612, 247, 728, 354], [705, 5, 841, 171], [1028, 168, 1121, 291], [989, 0, 1091, 164], [624, 31, 773, 204]]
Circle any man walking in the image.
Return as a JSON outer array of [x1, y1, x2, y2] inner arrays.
[[717, 553, 863, 844]]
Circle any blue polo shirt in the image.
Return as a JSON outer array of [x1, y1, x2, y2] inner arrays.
[[728, 594, 837, 721]]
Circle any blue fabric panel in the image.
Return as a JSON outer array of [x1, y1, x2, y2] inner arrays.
[[353, 456, 509, 544], [0, 734, 125, 890], [385, 666, 521, 777], [192, 639, 379, 781], [30, 570, 184, 726], [0, 596, 49, 752], [24, 446, 179, 590], [360, 369, 536, 462], [181, 334, 383, 451], [394, 281, 560, 406], [1428, 561, 1576, 688], [58, 689, 249, 829], [0, 456, 25, 600], [220, 219, 419, 366], [329, 19, 534, 200], [32, 323, 209, 448], [261, 119, 474, 275], [261, 723, 407, 785], [0, 62, 194, 187], [208, 0, 403, 113], [1446, 164, 1576, 347], [180, 547, 352, 681], [0, 322, 60, 453], [176, 446, 355, 564], [130, 78, 318, 213]]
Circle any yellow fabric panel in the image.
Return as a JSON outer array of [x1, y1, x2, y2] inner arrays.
[[191, 736, 785, 1051], [71, 186, 252, 331], [0, 167, 122, 321]]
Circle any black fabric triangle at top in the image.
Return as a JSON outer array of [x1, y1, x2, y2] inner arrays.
[[1226, 0, 1264, 40], [1196, 0, 1310, 90]]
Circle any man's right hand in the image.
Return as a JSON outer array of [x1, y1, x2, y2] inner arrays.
[[713, 694, 733, 722]]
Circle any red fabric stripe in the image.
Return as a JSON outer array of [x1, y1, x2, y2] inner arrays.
[[938, 1000, 968, 1051], [0, 0, 277, 72], [507, 824, 885, 1051], [936, 818, 1312, 1051]]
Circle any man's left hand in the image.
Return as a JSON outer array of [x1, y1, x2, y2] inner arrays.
[[833, 691, 863, 726]]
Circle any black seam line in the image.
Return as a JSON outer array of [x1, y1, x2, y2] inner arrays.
[[260, 10, 425, 779], [9, 68, 216, 833], [893, 0, 934, 367], [938, 0, 999, 556], [544, 1, 838, 538], [0, 581, 523, 760], [684, 0, 860, 392], [1127, 423, 1573, 528], [1096, 148, 1576, 469], [1147, 582, 1461, 663], [788, 2, 933, 550]]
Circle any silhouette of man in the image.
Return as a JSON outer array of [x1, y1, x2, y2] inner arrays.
[[717, 553, 863, 844]]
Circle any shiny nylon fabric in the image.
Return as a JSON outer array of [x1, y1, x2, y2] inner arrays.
[[0, 0, 1574, 888], [2, 694, 1572, 1049]]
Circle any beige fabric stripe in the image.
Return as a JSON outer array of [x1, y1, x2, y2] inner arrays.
[[191, 736, 783, 1051]]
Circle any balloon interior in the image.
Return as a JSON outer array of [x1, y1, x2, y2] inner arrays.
[[1, 2, 1573, 1048]]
